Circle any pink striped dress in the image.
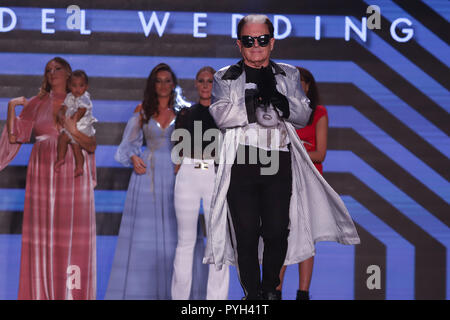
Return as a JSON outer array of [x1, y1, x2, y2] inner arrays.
[[0, 92, 97, 300]]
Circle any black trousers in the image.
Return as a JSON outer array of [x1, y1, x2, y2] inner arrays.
[[227, 145, 292, 298]]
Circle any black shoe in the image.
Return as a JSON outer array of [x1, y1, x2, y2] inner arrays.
[[296, 290, 310, 300], [263, 290, 282, 300], [242, 291, 263, 300]]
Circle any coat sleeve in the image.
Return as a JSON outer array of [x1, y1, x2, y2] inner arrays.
[[285, 68, 312, 129], [209, 71, 248, 130]]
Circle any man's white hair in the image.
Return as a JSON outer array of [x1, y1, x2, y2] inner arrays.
[[244, 14, 270, 24], [237, 14, 274, 38]]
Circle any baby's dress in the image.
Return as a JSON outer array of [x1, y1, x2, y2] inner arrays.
[[63, 91, 97, 142]]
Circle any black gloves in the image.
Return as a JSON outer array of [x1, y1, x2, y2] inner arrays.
[[257, 66, 276, 105], [257, 67, 290, 119], [270, 91, 290, 119]]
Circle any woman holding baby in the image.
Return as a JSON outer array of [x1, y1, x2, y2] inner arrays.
[[0, 57, 97, 300]]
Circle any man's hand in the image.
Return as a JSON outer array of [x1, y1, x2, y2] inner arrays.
[[271, 91, 290, 119], [256, 67, 290, 119], [258, 67, 277, 105]]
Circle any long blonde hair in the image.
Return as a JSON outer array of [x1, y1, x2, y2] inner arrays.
[[40, 57, 72, 94]]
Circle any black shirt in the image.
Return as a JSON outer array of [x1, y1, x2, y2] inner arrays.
[[174, 103, 218, 159], [244, 63, 272, 84]]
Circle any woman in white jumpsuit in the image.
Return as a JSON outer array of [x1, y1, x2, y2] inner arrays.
[[171, 67, 230, 300]]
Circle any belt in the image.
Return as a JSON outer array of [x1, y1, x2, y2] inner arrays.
[[36, 134, 51, 141], [194, 162, 209, 170], [182, 157, 213, 170]]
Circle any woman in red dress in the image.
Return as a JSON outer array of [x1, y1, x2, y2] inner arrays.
[[277, 67, 328, 300], [0, 57, 97, 300]]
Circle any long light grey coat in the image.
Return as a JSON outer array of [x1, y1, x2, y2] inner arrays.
[[203, 60, 360, 270]]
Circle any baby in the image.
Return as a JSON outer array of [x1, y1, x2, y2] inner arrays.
[[55, 70, 97, 176]]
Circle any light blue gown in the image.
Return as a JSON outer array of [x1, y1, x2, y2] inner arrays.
[[105, 112, 207, 300]]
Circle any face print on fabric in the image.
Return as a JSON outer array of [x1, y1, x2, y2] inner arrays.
[[255, 102, 279, 128]]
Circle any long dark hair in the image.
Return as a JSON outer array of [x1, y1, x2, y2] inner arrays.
[[141, 63, 178, 125], [41, 57, 72, 93], [297, 67, 320, 125]]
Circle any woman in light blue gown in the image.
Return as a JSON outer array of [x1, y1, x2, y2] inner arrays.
[[105, 63, 207, 300]]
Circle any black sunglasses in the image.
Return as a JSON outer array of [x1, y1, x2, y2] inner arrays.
[[239, 34, 272, 48]]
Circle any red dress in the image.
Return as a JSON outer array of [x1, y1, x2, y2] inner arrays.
[[0, 92, 97, 300], [295, 105, 328, 175]]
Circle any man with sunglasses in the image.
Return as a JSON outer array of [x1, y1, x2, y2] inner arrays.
[[206, 14, 312, 301], [204, 14, 360, 300]]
